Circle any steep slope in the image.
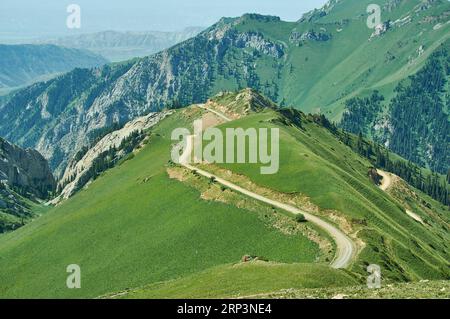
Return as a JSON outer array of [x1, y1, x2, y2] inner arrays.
[[198, 90, 449, 282], [0, 102, 322, 298], [0, 137, 55, 198], [0, 137, 55, 232], [55, 111, 172, 202], [35, 28, 204, 62], [0, 0, 448, 176], [0, 90, 447, 298], [0, 44, 107, 94], [341, 42, 450, 173]]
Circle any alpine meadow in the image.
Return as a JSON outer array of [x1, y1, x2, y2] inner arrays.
[[0, 0, 448, 302]]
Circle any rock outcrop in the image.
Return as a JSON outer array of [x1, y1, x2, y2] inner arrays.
[[54, 111, 172, 203], [0, 137, 55, 232], [0, 137, 55, 198]]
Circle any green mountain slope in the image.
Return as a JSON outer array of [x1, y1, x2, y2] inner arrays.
[[341, 43, 450, 173], [0, 44, 107, 94], [109, 262, 358, 299], [1, 0, 448, 176], [0, 104, 321, 298], [111, 265, 450, 299], [199, 90, 449, 281], [0, 90, 447, 298]]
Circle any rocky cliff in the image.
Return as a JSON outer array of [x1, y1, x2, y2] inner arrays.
[[0, 137, 55, 198], [0, 137, 55, 232]]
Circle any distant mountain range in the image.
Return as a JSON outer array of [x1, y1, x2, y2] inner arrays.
[[33, 28, 204, 62], [0, 0, 448, 177], [0, 44, 107, 95]]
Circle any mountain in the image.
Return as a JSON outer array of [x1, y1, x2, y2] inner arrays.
[[34, 28, 204, 62], [0, 0, 448, 177], [340, 44, 449, 173], [0, 137, 55, 232], [0, 90, 447, 298], [0, 44, 108, 94]]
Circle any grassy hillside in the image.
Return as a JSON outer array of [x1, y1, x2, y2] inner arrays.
[[232, 0, 450, 117], [0, 108, 320, 298], [1, 0, 449, 177], [109, 263, 449, 299], [198, 91, 450, 282], [340, 41, 450, 173], [110, 262, 357, 299], [0, 89, 448, 298], [0, 186, 50, 233]]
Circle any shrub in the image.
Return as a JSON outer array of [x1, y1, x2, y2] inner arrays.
[[295, 214, 307, 223]]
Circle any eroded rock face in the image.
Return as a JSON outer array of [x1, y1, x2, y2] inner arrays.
[[53, 111, 172, 203], [0, 137, 55, 198], [289, 30, 331, 45]]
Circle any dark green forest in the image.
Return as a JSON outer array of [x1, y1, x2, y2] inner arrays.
[[340, 45, 450, 175]]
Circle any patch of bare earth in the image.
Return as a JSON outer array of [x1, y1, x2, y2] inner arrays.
[[201, 111, 225, 129], [180, 106, 203, 123], [203, 100, 245, 120]]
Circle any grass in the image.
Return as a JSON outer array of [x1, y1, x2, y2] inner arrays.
[[0, 110, 319, 298], [199, 101, 449, 282], [0, 91, 447, 299], [251, 279, 450, 299], [109, 262, 358, 299], [233, 0, 450, 120]]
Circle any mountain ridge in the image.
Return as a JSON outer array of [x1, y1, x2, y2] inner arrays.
[[32, 28, 204, 62], [0, 0, 448, 177], [0, 89, 447, 297]]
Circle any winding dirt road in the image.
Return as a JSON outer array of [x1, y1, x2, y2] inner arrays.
[[176, 106, 356, 268]]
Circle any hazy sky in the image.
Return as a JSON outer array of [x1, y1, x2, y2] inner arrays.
[[0, 0, 328, 40]]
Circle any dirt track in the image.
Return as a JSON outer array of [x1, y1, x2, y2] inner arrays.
[[176, 106, 356, 269], [377, 170, 393, 191]]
